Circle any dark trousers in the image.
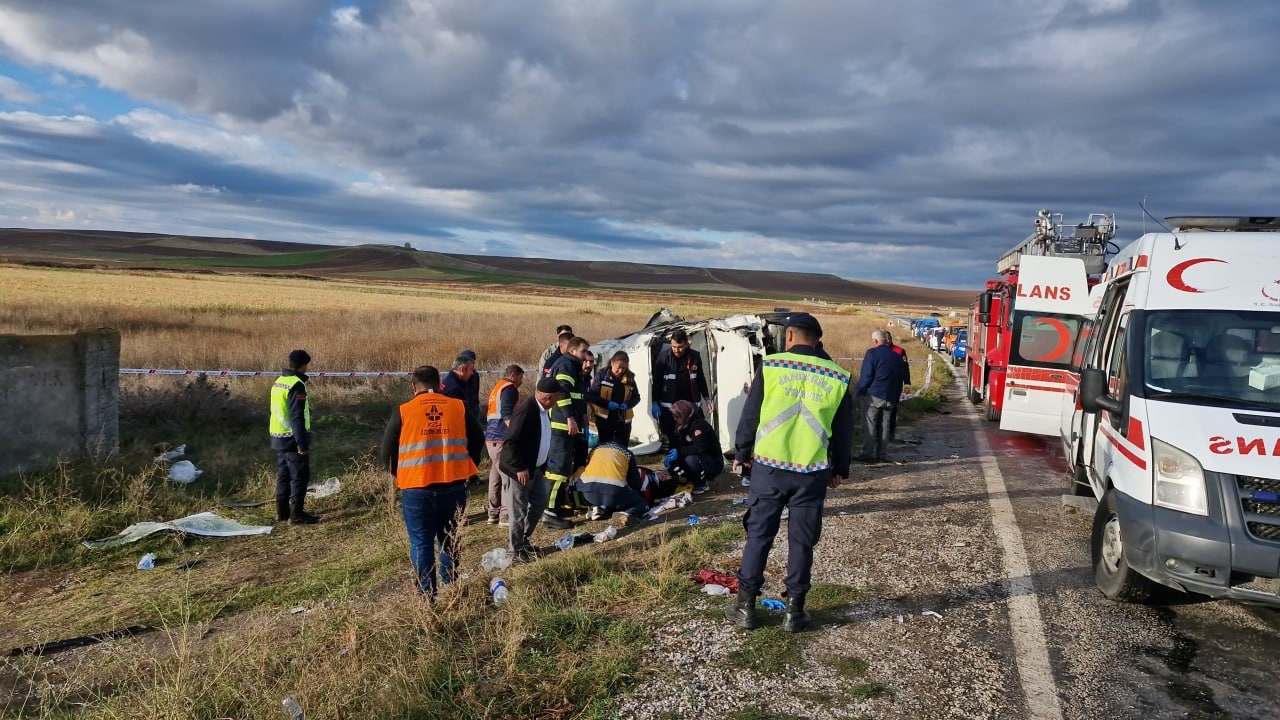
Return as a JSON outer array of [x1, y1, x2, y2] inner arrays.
[[595, 416, 632, 446], [576, 480, 649, 518], [547, 432, 578, 515], [275, 450, 310, 517], [737, 465, 829, 597], [671, 453, 724, 486], [505, 466, 550, 554], [400, 482, 467, 596], [861, 396, 894, 460]]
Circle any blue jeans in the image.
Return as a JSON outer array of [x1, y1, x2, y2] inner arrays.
[[400, 482, 467, 596]]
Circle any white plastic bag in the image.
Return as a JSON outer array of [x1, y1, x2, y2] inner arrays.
[[480, 548, 512, 571], [306, 477, 341, 498], [702, 583, 730, 596], [154, 444, 186, 462], [167, 460, 203, 484]]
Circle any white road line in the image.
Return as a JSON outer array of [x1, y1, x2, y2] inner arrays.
[[946, 360, 1064, 720]]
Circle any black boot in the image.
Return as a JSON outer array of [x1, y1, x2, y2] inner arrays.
[[724, 592, 758, 629], [275, 498, 290, 523], [289, 506, 319, 525], [783, 595, 810, 633]]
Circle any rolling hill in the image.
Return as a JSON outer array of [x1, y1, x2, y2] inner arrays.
[[0, 228, 974, 307]]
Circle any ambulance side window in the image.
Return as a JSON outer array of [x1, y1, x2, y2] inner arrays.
[[1106, 313, 1129, 400], [1085, 280, 1128, 370]]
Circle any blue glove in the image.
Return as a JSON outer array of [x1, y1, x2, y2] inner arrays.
[[607, 401, 622, 411], [664, 449, 678, 467], [759, 598, 786, 611], [651, 402, 661, 419]]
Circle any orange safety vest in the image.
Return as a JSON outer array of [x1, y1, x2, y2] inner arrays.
[[593, 372, 636, 421], [486, 379, 516, 422], [396, 392, 477, 490]]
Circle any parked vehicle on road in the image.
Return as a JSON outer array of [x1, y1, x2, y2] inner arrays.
[[1063, 215, 1280, 606]]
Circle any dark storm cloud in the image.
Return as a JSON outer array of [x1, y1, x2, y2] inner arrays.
[[2, 0, 1279, 288]]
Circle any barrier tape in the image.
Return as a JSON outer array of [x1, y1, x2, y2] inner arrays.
[[119, 368, 501, 377], [119, 357, 924, 378]]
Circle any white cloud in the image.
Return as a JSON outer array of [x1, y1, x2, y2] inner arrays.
[[0, 74, 39, 104]]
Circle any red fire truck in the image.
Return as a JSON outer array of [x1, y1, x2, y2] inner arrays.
[[966, 210, 1115, 435]]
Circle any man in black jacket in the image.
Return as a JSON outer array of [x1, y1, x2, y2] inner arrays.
[[652, 329, 713, 453], [269, 349, 319, 525], [442, 352, 485, 472], [664, 399, 723, 494], [499, 378, 563, 561]]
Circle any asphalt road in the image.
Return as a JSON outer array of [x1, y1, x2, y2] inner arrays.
[[620, 352, 1279, 719]]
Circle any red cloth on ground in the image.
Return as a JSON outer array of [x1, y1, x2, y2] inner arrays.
[[690, 568, 739, 593]]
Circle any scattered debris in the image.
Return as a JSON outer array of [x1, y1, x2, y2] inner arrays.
[[7, 625, 153, 657], [645, 491, 693, 520], [952, 542, 968, 547], [154, 444, 187, 462], [593, 525, 618, 543], [136, 552, 156, 570], [479, 548, 513, 571], [83, 512, 273, 549], [702, 584, 730, 596], [921, 610, 943, 620], [731, 497, 749, 505], [306, 476, 341, 498], [177, 559, 202, 571], [759, 598, 786, 611], [897, 615, 904, 624], [167, 460, 203, 484], [691, 569, 739, 593], [687, 514, 701, 525]]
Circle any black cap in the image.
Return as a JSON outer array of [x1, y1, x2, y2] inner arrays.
[[785, 312, 823, 338], [288, 349, 311, 367], [535, 378, 562, 394], [460, 349, 477, 361]]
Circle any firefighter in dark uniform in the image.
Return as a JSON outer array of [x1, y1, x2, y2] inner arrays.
[[663, 399, 723, 494], [586, 350, 641, 446], [269, 349, 319, 525], [544, 336, 590, 528], [651, 328, 713, 453], [726, 313, 852, 633]]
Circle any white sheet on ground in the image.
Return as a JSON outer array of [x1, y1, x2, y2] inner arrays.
[[82, 512, 273, 549]]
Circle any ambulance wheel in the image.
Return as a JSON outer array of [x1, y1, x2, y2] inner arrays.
[[983, 391, 1000, 422], [1091, 488, 1155, 603]]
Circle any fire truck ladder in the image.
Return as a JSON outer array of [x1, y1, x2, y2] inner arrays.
[[997, 209, 1116, 276]]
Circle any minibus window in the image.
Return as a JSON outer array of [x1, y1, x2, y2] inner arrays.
[[1142, 310, 1280, 410]]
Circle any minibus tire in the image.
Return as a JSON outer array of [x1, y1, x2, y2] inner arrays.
[[1091, 488, 1155, 603]]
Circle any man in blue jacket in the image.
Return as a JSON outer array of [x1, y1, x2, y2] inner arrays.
[[854, 330, 906, 463]]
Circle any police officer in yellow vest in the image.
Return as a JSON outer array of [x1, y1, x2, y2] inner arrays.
[[379, 365, 483, 597], [270, 349, 319, 525], [726, 313, 853, 633]]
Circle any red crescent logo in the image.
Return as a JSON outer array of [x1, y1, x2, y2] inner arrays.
[[1167, 258, 1227, 293], [1033, 318, 1072, 362], [1263, 281, 1280, 302]]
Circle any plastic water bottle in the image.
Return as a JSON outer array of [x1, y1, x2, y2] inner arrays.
[[593, 525, 617, 543], [489, 578, 508, 606], [554, 532, 575, 551], [137, 552, 156, 570], [281, 696, 304, 719], [732, 497, 749, 505]]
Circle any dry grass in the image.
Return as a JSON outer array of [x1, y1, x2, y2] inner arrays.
[[0, 264, 930, 719]]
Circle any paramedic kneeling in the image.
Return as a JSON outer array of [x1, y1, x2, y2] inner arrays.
[[727, 313, 852, 633]]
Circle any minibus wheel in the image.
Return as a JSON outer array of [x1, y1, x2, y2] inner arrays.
[[1091, 488, 1155, 603]]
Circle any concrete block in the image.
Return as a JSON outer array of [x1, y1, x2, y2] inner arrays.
[[0, 330, 120, 476]]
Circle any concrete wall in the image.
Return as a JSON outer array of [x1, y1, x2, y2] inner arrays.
[[0, 330, 120, 476]]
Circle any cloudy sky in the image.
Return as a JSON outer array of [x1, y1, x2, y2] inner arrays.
[[1, 0, 1277, 288]]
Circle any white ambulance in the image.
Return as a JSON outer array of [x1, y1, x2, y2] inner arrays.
[[1063, 216, 1280, 605]]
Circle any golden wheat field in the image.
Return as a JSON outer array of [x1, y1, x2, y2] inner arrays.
[[0, 265, 897, 375]]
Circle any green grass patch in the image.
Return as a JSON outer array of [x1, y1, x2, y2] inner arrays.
[[826, 654, 869, 678], [726, 625, 804, 676], [144, 248, 349, 268]]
